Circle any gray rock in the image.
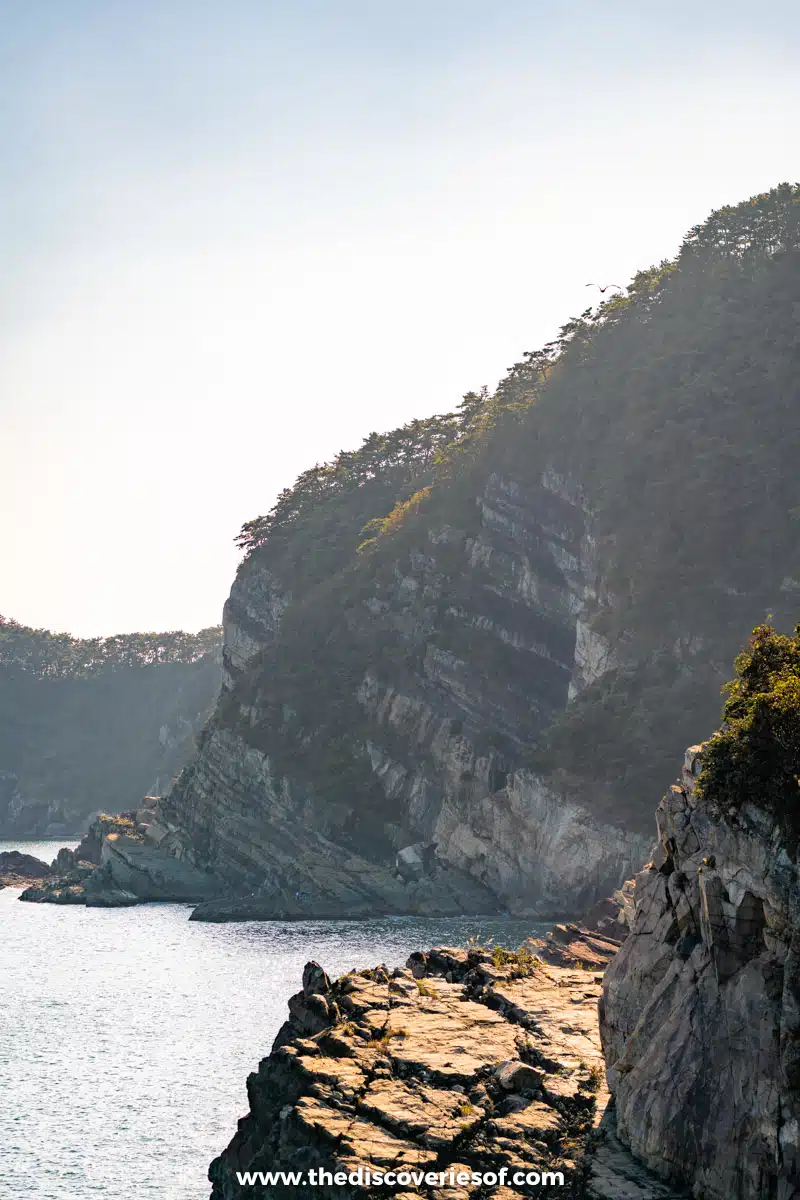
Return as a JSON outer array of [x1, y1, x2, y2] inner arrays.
[[187, 842, 499, 922], [50, 847, 76, 874], [20, 883, 85, 904], [586, 1107, 690, 1198], [601, 744, 800, 1200], [100, 832, 222, 902], [493, 1059, 545, 1092], [302, 961, 331, 998], [85, 887, 140, 907]]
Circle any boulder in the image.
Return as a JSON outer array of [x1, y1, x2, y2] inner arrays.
[[395, 842, 437, 881], [493, 1059, 545, 1093], [302, 961, 331, 997]]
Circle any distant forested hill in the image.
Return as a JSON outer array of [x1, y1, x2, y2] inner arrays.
[[0, 618, 221, 836]]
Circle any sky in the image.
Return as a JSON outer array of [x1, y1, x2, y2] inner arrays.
[[1, 0, 799, 637]]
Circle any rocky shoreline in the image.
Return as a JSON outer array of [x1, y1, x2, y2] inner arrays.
[[15, 805, 221, 907], [0, 849, 55, 889], [13, 805, 510, 920], [10, 804, 640, 929], [204, 738, 800, 1199], [207, 931, 684, 1200], [10, 740, 797, 1197]]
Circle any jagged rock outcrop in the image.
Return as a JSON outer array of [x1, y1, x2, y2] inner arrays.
[[155, 471, 650, 919], [207, 937, 687, 1199], [600, 745, 800, 1199], [19, 807, 221, 906]]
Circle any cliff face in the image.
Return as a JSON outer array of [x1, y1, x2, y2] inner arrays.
[[156, 470, 650, 916], [600, 745, 800, 1199], [157, 186, 800, 919]]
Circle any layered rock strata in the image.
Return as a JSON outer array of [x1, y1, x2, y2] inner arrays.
[[600, 745, 800, 1200], [208, 937, 684, 1199], [19, 807, 221, 907], [155, 470, 650, 919]]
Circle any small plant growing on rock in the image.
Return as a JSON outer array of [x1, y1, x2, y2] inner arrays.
[[491, 944, 513, 967], [585, 1064, 604, 1092], [489, 943, 540, 976], [375, 1027, 407, 1046], [415, 979, 437, 998]]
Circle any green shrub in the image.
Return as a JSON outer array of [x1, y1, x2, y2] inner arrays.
[[697, 623, 800, 853]]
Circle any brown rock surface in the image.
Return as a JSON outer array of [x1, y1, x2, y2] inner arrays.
[[208, 938, 683, 1198]]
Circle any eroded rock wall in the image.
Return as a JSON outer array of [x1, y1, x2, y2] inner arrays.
[[157, 469, 646, 917], [600, 745, 800, 1200]]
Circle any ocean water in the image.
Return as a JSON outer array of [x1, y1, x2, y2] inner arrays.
[[1, 841, 545, 1200]]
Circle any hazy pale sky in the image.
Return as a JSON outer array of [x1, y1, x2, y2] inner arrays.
[[2, 0, 798, 636]]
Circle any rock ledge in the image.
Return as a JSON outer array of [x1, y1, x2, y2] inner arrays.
[[209, 934, 681, 1198]]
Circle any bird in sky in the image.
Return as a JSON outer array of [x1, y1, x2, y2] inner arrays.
[[586, 282, 624, 293]]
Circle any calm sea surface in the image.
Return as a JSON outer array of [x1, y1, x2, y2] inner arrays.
[[1, 840, 545, 1200]]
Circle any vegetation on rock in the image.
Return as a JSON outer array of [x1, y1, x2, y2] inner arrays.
[[0, 617, 222, 835], [698, 622, 800, 852], [219, 183, 800, 834]]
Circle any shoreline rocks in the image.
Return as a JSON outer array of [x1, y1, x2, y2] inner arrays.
[[188, 860, 501, 923], [207, 934, 683, 1199], [0, 849, 53, 888], [19, 809, 223, 907]]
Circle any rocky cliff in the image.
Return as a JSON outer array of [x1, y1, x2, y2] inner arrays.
[[600, 744, 800, 1199], [155, 469, 650, 918], [155, 185, 800, 920]]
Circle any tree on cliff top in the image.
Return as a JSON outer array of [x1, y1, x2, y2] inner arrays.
[[698, 623, 800, 852]]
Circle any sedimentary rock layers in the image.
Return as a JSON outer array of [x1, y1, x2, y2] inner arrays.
[[157, 469, 648, 917]]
